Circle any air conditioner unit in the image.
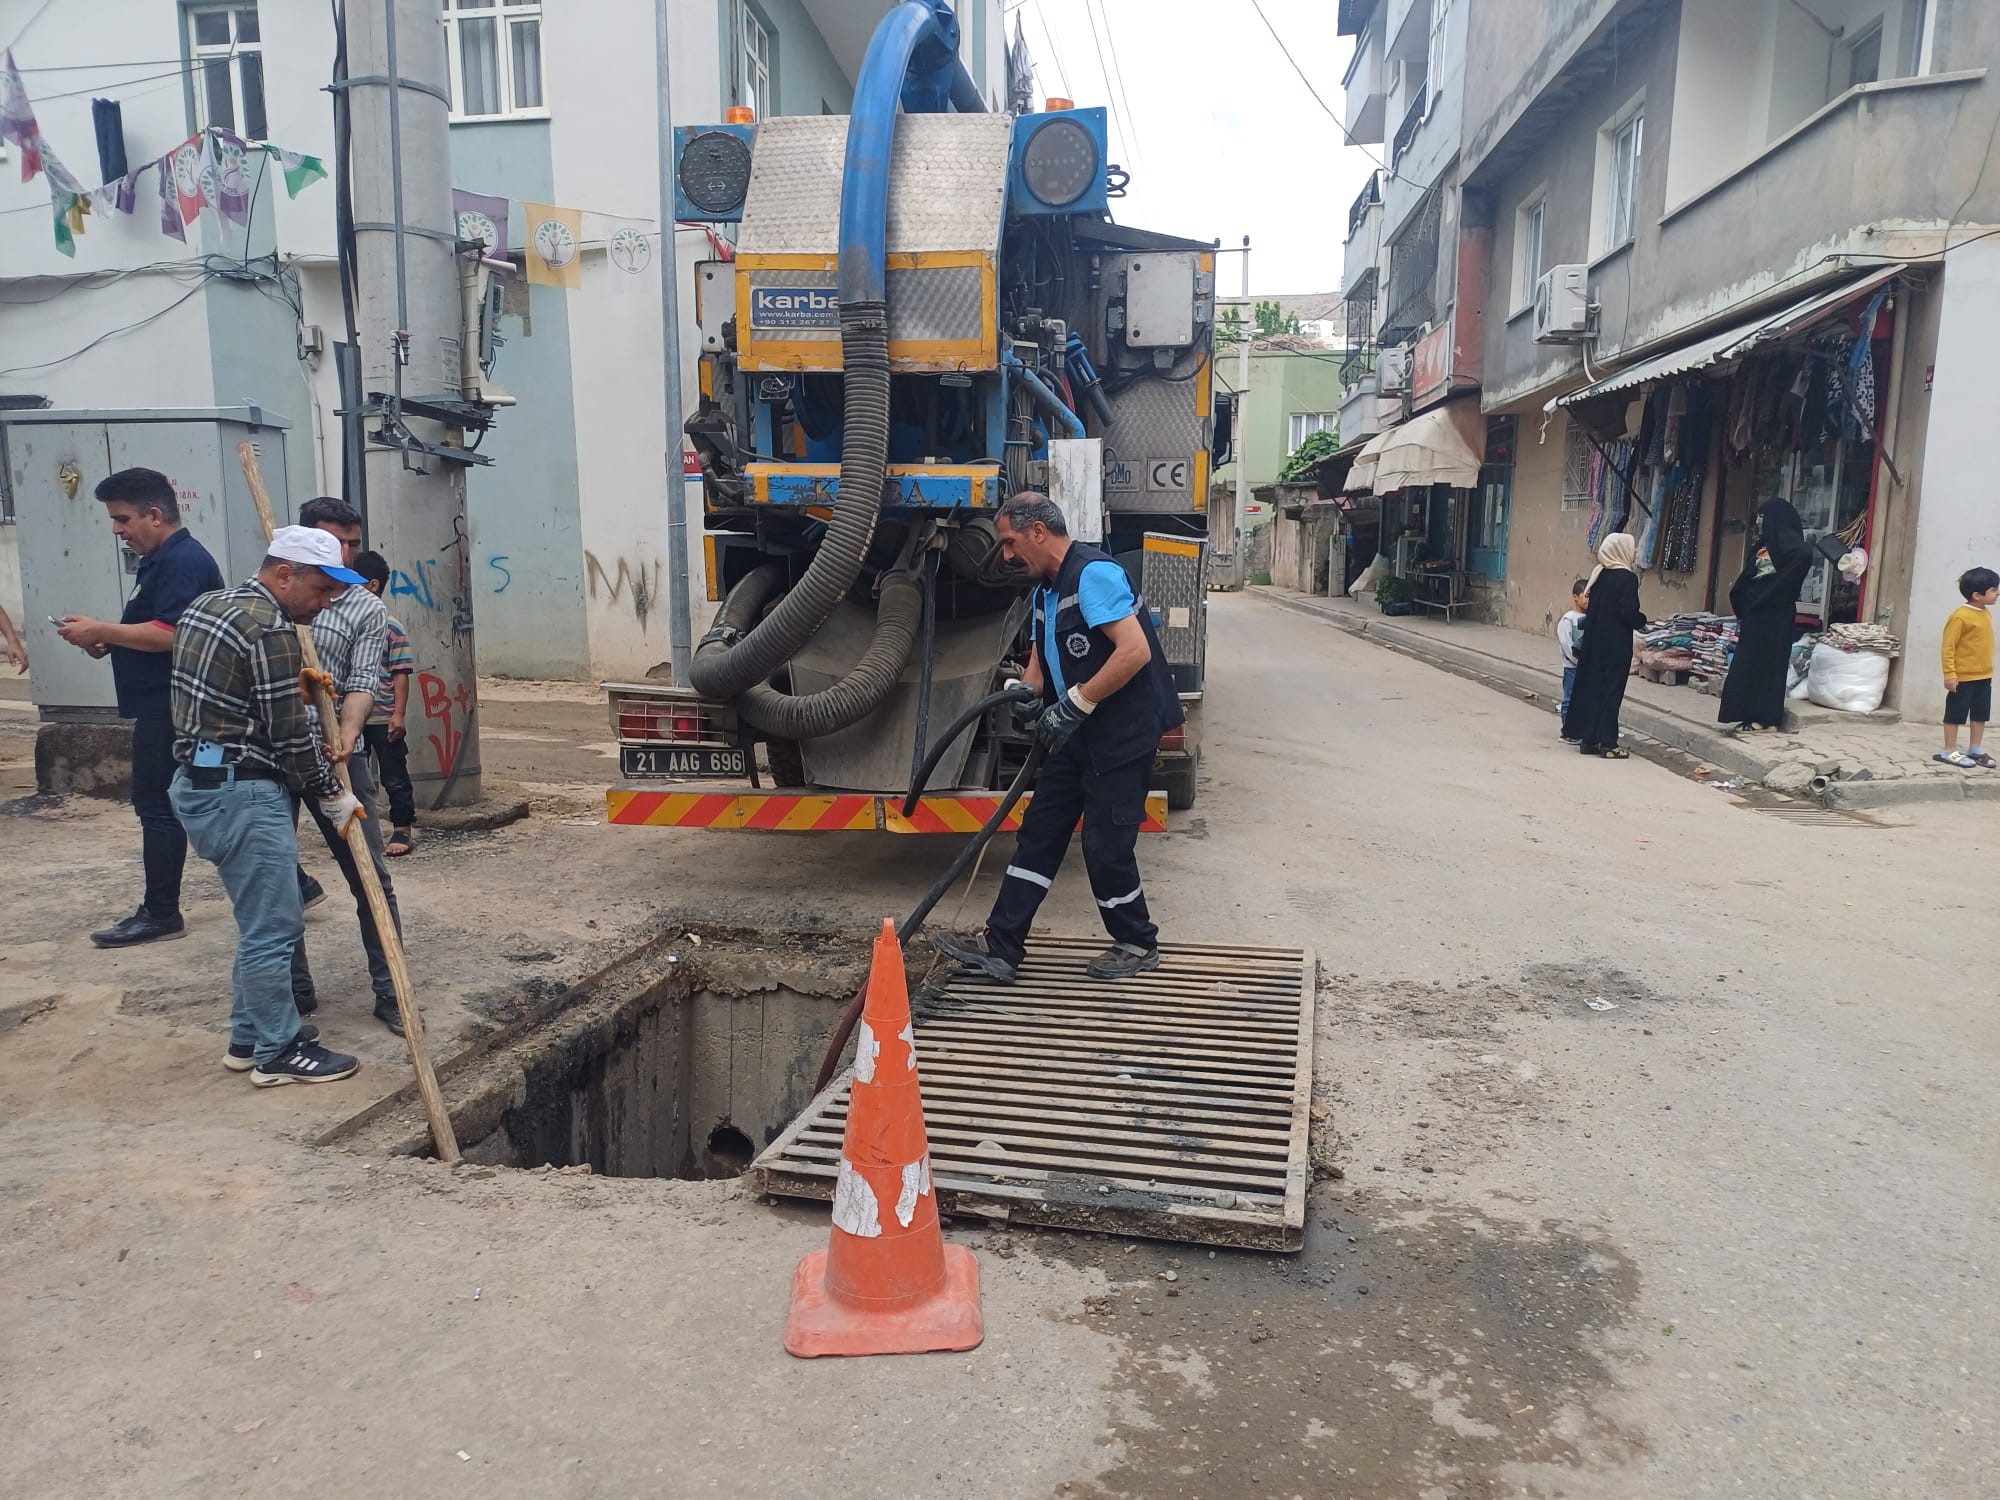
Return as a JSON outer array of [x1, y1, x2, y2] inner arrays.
[[1376, 344, 1411, 395], [1533, 264, 1592, 344]]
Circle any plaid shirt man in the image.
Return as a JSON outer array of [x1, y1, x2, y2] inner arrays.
[[170, 579, 341, 799]]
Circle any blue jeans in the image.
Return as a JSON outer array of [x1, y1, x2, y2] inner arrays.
[[1561, 666, 1577, 720], [170, 772, 307, 1065]]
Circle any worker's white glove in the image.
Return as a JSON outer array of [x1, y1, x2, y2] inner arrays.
[[316, 789, 367, 838]]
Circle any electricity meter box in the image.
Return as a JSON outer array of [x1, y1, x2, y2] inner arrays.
[[3, 407, 295, 719]]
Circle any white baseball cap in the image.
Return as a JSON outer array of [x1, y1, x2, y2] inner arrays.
[[268, 524, 366, 585]]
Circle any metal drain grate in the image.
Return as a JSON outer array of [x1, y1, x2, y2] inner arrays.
[[751, 935, 1317, 1251], [1734, 800, 1889, 826]]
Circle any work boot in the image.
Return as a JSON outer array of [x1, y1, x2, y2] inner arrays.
[[90, 909, 186, 949], [372, 998, 406, 1038], [299, 872, 327, 912], [933, 932, 1017, 984], [1086, 942, 1161, 980]]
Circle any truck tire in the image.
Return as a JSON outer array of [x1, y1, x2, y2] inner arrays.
[[1163, 754, 1198, 811], [766, 739, 807, 788]]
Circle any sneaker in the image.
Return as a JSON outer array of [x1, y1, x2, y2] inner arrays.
[[224, 1024, 318, 1072], [299, 873, 327, 912], [90, 909, 186, 949], [1087, 942, 1161, 980], [933, 932, 1017, 984], [250, 1037, 360, 1087], [372, 999, 406, 1038]]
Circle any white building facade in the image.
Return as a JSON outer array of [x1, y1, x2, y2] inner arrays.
[[0, 0, 1007, 680]]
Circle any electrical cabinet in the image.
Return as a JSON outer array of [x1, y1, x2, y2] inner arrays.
[[2, 408, 293, 716]]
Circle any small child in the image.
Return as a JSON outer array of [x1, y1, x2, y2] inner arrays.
[[1937, 564, 1997, 770], [1557, 578, 1588, 736], [352, 552, 419, 851]]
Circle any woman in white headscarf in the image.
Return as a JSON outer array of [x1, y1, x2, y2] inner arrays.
[[1562, 533, 1647, 757]]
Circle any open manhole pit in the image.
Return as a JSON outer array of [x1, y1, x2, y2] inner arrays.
[[324, 925, 889, 1183]]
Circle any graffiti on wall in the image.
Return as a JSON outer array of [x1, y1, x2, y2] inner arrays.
[[585, 551, 660, 631], [417, 671, 473, 781]]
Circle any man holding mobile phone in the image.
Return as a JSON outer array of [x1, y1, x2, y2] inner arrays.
[[55, 468, 222, 947]]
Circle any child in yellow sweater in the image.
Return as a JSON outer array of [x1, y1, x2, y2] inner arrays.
[[1938, 566, 1998, 769]]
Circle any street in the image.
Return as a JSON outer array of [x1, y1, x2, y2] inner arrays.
[[2, 591, 1997, 1499]]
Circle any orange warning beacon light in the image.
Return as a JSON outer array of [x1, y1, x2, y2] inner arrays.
[[725, 105, 755, 125], [783, 919, 983, 1357]]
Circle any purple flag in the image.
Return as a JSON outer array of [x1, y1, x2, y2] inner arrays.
[[105, 168, 140, 215], [156, 154, 185, 242], [1, 49, 42, 180], [452, 189, 510, 263], [212, 130, 251, 225]]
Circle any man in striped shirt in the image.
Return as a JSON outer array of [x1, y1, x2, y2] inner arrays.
[[170, 526, 367, 1086], [290, 497, 407, 1038]]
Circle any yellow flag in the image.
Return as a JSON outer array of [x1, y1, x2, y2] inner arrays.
[[524, 202, 581, 289]]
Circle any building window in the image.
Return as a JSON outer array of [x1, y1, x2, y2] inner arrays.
[[1289, 413, 1336, 452], [1473, 417, 1516, 574], [1846, 21, 1883, 89], [444, 0, 546, 120], [738, 2, 774, 117], [188, 4, 267, 140], [1515, 196, 1545, 313], [1596, 103, 1644, 256], [1425, 0, 1450, 120], [1561, 421, 1593, 510]]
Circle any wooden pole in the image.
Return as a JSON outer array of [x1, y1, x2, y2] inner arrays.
[[237, 442, 459, 1163]]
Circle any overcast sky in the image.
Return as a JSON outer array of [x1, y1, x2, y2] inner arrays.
[[1009, 0, 1378, 297]]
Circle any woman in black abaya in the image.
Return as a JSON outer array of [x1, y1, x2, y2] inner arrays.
[[1719, 499, 1812, 732], [1563, 532, 1647, 758]]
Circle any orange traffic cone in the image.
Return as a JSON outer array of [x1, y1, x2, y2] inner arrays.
[[784, 918, 983, 1358]]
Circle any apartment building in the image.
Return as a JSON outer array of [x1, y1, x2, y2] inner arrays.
[[0, 0, 1007, 680], [1336, 0, 1502, 615], [1347, 0, 1998, 718]]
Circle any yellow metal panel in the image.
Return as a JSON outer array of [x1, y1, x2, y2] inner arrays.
[[1144, 536, 1202, 559], [703, 535, 720, 602], [776, 796, 835, 831]]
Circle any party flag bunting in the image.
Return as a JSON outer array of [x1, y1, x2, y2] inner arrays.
[[156, 154, 185, 242], [264, 144, 327, 198], [524, 202, 581, 290]]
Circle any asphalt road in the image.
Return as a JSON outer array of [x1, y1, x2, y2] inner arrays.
[[1, 592, 1995, 1498]]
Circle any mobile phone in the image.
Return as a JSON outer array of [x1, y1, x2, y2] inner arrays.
[[47, 616, 64, 628]]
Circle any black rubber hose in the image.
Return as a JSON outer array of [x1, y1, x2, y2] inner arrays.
[[687, 303, 893, 701], [900, 682, 1040, 819], [907, 550, 939, 795], [736, 567, 924, 741], [812, 736, 1048, 1094]]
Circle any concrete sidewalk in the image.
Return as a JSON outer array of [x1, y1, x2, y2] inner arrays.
[[1252, 586, 1997, 808]]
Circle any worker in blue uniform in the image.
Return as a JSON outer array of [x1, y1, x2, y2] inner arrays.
[[936, 493, 1184, 982]]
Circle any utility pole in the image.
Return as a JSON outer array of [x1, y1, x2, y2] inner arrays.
[[655, 0, 693, 683], [343, 0, 483, 806], [1235, 235, 1250, 571]]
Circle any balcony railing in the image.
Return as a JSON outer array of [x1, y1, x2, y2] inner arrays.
[[1340, 347, 1377, 389], [1347, 171, 1382, 240], [1391, 86, 1427, 169]]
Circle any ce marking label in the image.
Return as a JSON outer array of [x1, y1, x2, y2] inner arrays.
[[1147, 459, 1190, 491]]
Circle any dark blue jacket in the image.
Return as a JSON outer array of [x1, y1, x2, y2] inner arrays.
[[1032, 540, 1184, 772]]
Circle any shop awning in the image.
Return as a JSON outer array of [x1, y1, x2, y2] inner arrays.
[[1371, 399, 1486, 492], [1342, 428, 1395, 494], [1557, 264, 1906, 407]]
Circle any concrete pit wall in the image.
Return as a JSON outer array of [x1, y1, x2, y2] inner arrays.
[[329, 928, 883, 1177]]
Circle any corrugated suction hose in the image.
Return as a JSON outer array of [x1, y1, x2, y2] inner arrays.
[[687, 303, 894, 704], [732, 564, 924, 741]]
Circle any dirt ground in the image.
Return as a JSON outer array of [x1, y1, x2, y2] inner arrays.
[[2, 593, 1996, 1498]]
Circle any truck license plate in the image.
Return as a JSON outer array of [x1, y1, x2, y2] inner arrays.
[[620, 746, 748, 779]]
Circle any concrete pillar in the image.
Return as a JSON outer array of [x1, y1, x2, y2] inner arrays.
[[344, 0, 483, 805], [1903, 236, 2000, 721]]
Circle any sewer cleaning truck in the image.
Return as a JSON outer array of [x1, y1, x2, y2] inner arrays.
[[606, 0, 1225, 834]]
